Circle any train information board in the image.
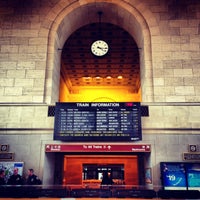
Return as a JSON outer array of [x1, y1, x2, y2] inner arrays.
[[53, 102, 142, 142]]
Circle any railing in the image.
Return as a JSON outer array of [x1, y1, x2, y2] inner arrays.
[[0, 185, 199, 199]]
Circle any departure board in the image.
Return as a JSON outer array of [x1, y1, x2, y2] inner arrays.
[[54, 102, 142, 142]]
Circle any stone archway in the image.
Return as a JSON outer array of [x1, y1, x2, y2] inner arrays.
[[43, 0, 156, 103]]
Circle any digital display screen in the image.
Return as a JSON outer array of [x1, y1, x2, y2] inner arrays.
[[160, 162, 187, 190], [54, 102, 142, 142], [160, 162, 200, 191], [187, 163, 200, 190]]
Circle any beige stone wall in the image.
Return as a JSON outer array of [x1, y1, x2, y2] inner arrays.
[[0, 0, 200, 186], [0, 104, 53, 130], [142, 103, 200, 132], [0, 131, 199, 187], [0, 103, 199, 186], [1, 103, 200, 132], [0, 0, 199, 103]]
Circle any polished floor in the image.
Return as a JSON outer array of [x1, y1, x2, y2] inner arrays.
[[0, 199, 151, 200], [0, 198, 190, 200]]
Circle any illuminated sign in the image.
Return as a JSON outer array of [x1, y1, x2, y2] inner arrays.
[[160, 162, 200, 191], [160, 162, 187, 190], [54, 102, 142, 142], [45, 144, 151, 153]]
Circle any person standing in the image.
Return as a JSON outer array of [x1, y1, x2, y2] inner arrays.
[[101, 171, 114, 185], [0, 169, 6, 185], [26, 169, 41, 185], [7, 168, 23, 185]]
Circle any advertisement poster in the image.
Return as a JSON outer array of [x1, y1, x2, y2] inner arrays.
[[0, 162, 24, 183], [187, 163, 200, 190], [145, 168, 152, 184], [160, 162, 187, 190]]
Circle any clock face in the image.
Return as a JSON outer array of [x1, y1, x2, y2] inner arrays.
[[91, 40, 109, 56]]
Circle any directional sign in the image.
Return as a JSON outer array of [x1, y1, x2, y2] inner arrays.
[[183, 152, 200, 161], [0, 153, 14, 161], [45, 144, 151, 153]]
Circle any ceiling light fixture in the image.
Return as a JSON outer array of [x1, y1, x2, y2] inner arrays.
[[83, 76, 91, 81], [117, 75, 123, 79]]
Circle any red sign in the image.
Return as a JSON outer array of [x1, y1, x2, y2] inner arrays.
[[45, 144, 151, 153]]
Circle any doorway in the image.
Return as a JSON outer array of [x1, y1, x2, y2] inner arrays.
[[83, 163, 124, 185], [63, 155, 139, 187]]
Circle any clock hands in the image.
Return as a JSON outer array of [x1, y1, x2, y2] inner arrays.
[[97, 46, 108, 52]]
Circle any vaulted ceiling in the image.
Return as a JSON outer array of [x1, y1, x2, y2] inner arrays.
[[61, 22, 140, 93]]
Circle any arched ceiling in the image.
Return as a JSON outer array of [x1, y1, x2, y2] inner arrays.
[[61, 22, 140, 93], [46, 1, 152, 103]]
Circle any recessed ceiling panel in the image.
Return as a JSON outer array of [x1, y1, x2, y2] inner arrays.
[[61, 23, 140, 92]]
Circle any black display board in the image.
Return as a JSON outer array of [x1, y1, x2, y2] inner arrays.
[[54, 102, 142, 142]]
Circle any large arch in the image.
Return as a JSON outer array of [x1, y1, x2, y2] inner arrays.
[[43, 0, 156, 103]]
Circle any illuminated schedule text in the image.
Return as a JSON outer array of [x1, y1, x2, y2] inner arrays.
[[54, 102, 142, 142]]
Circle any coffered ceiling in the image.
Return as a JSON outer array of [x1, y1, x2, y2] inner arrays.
[[61, 23, 140, 93]]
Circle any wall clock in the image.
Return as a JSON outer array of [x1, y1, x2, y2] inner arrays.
[[91, 40, 109, 57]]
